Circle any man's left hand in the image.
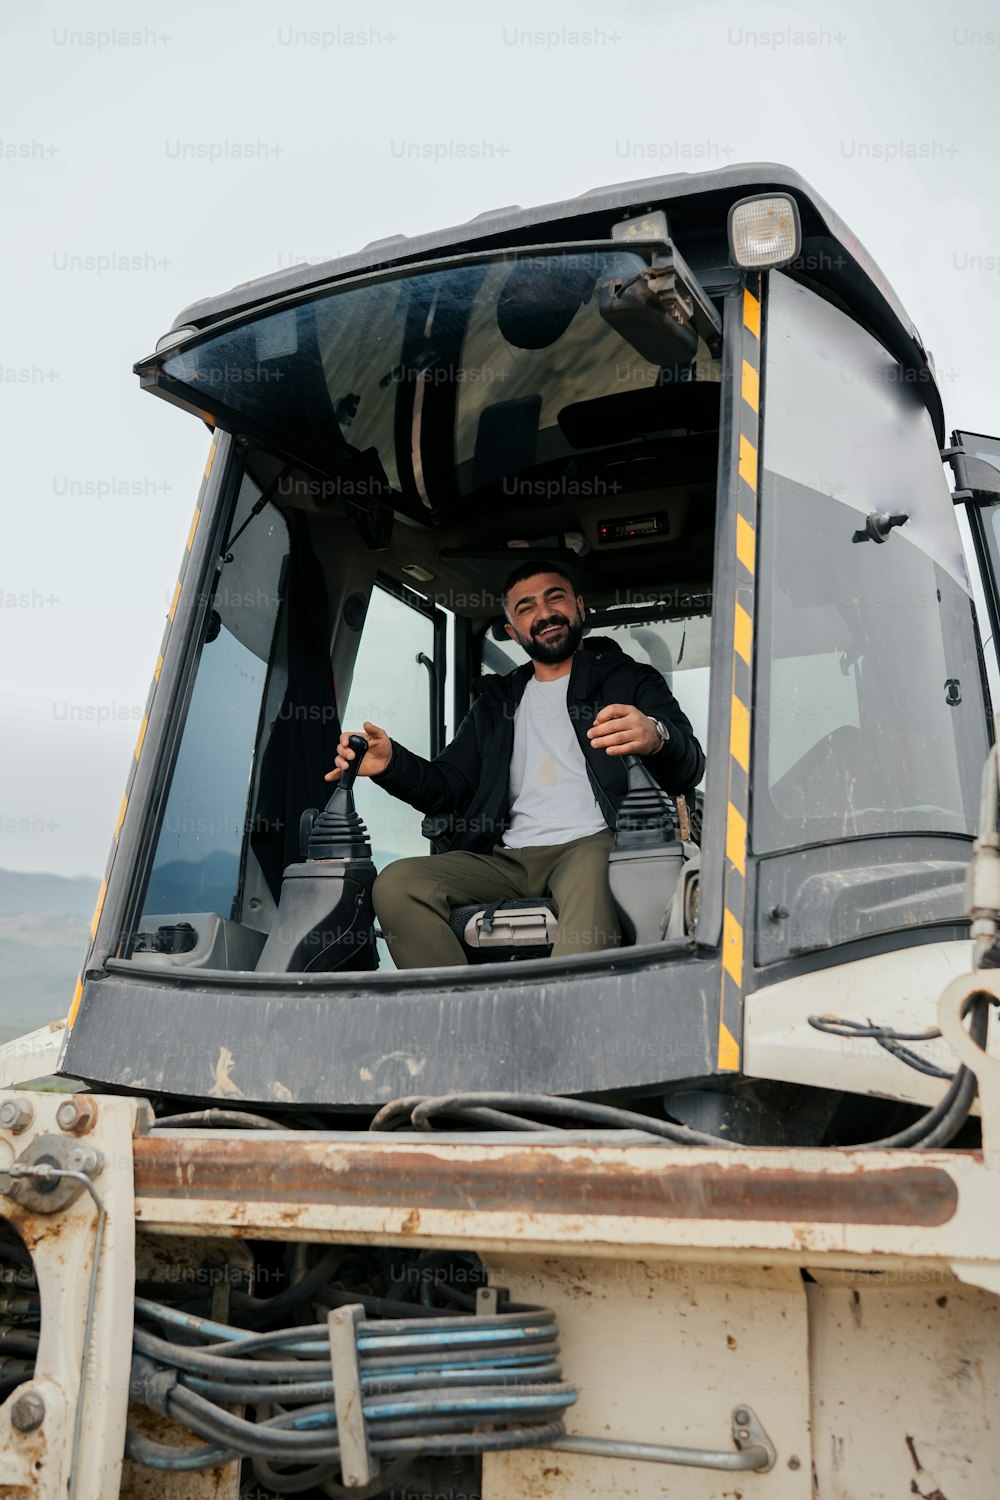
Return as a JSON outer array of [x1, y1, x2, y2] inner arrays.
[[587, 704, 662, 756]]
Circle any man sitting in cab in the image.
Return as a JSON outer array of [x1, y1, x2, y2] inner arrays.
[[327, 561, 704, 968]]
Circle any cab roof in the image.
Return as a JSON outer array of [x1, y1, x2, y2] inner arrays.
[[159, 162, 943, 442]]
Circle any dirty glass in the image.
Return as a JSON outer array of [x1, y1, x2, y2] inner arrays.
[[142, 473, 288, 915], [160, 247, 721, 513], [753, 274, 987, 852]]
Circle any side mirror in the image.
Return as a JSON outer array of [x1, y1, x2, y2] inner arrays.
[[946, 432, 1000, 504]]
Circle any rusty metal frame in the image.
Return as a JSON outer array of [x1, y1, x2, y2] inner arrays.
[[133, 1131, 956, 1225], [0, 1093, 140, 1500], [128, 1129, 1000, 1290]]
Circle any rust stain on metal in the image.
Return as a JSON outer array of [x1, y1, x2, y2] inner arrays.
[[905, 1435, 950, 1499], [133, 1139, 959, 1227]]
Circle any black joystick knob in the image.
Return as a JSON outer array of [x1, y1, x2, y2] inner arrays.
[[306, 735, 372, 860], [339, 734, 369, 793]]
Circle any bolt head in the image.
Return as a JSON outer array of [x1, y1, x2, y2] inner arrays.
[[0, 1099, 33, 1134], [734, 1407, 751, 1427], [66, 1147, 101, 1177], [11, 1390, 45, 1432], [56, 1096, 97, 1135]]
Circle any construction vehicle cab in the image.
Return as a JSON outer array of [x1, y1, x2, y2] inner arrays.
[[55, 164, 996, 1132]]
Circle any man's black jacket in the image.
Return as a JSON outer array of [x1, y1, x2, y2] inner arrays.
[[370, 637, 705, 854]]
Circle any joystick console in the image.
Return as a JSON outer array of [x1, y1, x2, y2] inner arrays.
[[256, 735, 379, 973]]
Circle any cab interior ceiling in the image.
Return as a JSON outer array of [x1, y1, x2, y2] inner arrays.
[[242, 379, 721, 629]]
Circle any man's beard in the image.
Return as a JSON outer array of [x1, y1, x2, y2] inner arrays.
[[518, 612, 585, 664]]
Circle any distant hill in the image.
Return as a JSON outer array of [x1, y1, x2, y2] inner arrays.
[[142, 849, 238, 917], [0, 868, 99, 916], [0, 914, 88, 1035], [0, 871, 99, 1041]]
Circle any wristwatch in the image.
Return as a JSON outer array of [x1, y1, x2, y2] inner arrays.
[[647, 717, 670, 753]]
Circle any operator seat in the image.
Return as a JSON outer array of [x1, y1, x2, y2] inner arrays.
[[422, 613, 703, 962], [438, 788, 702, 964]]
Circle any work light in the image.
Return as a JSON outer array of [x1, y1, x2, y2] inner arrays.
[[611, 210, 669, 244], [728, 194, 802, 269]]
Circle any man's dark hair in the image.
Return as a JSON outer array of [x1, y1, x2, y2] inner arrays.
[[500, 558, 579, 611]]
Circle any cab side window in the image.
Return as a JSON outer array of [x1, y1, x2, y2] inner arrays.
[[141, 474, 288, 919], [341, 581, 446, 870]]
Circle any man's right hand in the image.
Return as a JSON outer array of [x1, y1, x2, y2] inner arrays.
[[325, 722, 393, 782]]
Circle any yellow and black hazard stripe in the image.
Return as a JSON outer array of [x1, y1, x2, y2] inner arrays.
[[67, 438, 217, 1029], [717, 275, 762, 1071]]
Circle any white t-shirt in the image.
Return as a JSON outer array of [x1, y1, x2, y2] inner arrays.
[[503, 675, 607, 848]]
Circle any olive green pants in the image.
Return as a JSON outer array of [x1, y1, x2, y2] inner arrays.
[[372, 830, 620, 969]]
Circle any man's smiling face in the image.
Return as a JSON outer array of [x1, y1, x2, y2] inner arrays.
[[503, 571, 586, 664]]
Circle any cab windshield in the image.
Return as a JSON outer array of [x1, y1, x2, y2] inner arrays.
[[158, 247, 721, 517]]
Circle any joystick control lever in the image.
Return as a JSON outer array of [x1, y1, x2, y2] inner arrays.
[[306, 736, 370, 862], [257, 734, 378, 973], [297, 737, 370, 858]]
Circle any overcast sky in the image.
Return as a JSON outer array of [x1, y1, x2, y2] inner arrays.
[[2, 0, 998, 878]]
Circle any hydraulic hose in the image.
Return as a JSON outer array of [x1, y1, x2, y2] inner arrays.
[[128, 1296, 577, 1477], [151, 1108, 291, 1131], [372, 1091, 739, 1146], [229, 1246, 346, 1324], [846, 994, 990, 1150], [372, 999, 994, 1154]]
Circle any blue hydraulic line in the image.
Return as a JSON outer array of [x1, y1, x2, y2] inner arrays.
[[126, 1416, 570, 1473], [134, 1327, 559, 1375], [124, 1429, 234, 1471], [134, 1296, 242, 1343], [183, 1358, 569, 1405], [130, 1294, 578, 1480], [357, 1324, 554, 1351], [136, 1295, 556, 1357]]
